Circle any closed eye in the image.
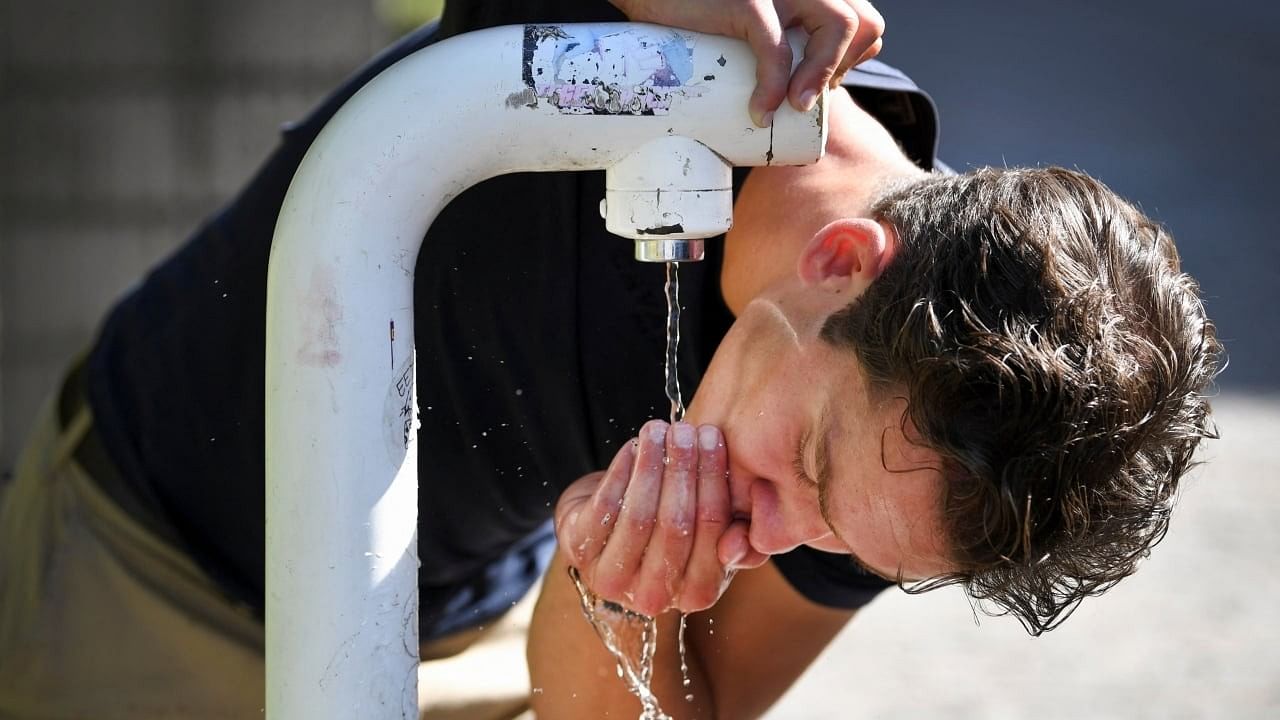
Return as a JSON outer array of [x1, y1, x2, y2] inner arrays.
[[792, 431, 815, 487]]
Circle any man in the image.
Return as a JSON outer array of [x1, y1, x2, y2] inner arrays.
[[0, 2, 1218, 720], [534, 85, 1221, 715]]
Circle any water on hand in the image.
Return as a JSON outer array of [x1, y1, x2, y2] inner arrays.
[[568, 567, 671, 720], [567, 262, 695, 719]]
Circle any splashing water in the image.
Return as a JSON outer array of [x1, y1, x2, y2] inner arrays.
[[568, 567, 670, 719], [567, 261, 696, 719]]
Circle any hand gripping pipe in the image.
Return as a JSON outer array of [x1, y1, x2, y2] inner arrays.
[[264, 23, 826, 718]]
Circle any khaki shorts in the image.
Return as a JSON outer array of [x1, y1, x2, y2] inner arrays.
[[0, 394, 535, 720]]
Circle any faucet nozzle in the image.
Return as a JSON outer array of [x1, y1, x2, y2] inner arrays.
[[635, 238, 705, 263]]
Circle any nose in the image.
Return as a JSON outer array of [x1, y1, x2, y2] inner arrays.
[[736, 472, 834, 556]]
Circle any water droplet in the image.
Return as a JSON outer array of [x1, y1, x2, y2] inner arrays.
[[601, 512, 612, 525]]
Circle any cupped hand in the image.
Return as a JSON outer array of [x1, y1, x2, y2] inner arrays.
[[554, 420, 766, 616], [610, 0, 885, 127]]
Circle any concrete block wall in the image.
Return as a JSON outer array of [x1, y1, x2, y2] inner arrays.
[[1, 0, 391, 473]]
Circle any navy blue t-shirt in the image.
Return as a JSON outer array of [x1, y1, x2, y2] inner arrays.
[[86, 12, 941, 639]]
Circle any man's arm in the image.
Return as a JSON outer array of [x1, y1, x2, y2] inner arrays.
[[528, 544, 856, 717]]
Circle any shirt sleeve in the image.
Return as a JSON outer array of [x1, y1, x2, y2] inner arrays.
[[771, 545, 895, 609]]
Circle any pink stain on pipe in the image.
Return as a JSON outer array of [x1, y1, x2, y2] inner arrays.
[[295, 264, 344, 367]]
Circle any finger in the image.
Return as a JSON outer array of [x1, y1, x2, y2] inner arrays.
[[837, 1, 885, 79], [851, 36, 883, 71], [788, 7, 857, 112], [632, 422, 699, 615], [677, 424, 732, 611], [592, 420, 667, 603], [828, 36, 882, 89], [717, 520, 769, 570], [847, 0, 885, 53], [563, 441, 635, 569], [739, 2, 794, 126]]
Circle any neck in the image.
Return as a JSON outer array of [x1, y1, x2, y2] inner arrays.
[[721, 89, 927, 315]]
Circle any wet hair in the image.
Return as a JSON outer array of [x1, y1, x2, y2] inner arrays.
[[820, 167, 1220, 634]]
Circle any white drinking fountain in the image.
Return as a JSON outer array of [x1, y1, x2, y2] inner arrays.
[[264, 22, 827, 718]]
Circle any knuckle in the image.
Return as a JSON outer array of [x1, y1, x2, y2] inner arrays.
[[864, 12, 886, 36], [620, 512, 656, 535], [559, 530, 585, 561], [740, 0, 774, 24], [852, 2, 885, 36], [592, 572, 629, 602], [588, 493, 621, 520], [681, 584, 719, 612], [634, 584, 671, 616], [696, 504, 730, 526], [659, 515, 694, 545], [832, 12, 859, 42]]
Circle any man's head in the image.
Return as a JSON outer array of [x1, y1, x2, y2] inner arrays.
[[817, 166, 1221, 633]]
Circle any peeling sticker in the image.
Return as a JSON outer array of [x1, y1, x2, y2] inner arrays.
[[522, 24, 700, 115]]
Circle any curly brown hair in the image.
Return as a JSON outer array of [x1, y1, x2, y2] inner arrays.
[[820, 166, 1221, 634]]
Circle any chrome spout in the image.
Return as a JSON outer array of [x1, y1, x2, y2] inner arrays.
[[635, 238, 705, 262]]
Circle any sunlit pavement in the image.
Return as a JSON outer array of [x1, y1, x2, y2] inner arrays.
[[767, 392, 1280, 719]]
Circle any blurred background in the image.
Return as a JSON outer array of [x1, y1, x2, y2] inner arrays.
[[1, 0, 1276, 718]]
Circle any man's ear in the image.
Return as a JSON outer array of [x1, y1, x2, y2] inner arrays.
[[797, 218, 890, 291]]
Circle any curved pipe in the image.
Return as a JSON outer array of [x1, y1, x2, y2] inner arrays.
[[265, 22, 826, 718]]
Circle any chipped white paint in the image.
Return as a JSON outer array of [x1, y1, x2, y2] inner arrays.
[[264, 23, 825, 719], [604, 135, 734, 260]]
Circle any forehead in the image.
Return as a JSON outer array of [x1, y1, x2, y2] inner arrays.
[[820, 392, 954, 581]]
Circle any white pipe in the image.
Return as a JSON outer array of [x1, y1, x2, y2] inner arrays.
[[265, 22, 826, 719]]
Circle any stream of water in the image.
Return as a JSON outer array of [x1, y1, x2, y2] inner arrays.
[[568, 262, 691, 719]]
